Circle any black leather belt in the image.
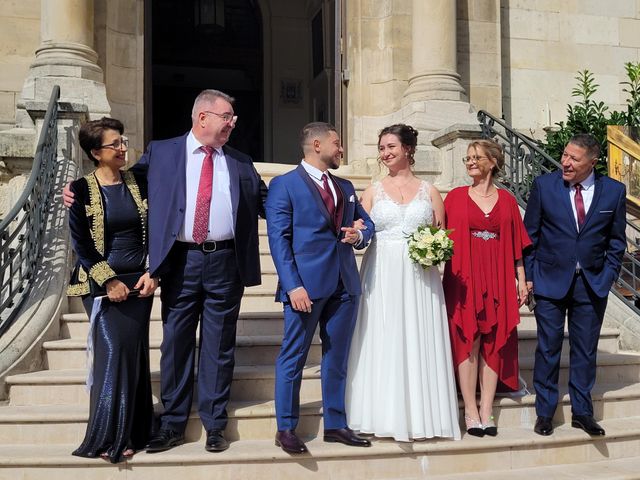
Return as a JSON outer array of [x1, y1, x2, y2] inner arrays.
[[182, 239, 235, 253]]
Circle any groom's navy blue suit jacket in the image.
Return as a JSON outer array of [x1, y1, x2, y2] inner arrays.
[[524, 170, 626, 299], [266, 165, 374, 302]]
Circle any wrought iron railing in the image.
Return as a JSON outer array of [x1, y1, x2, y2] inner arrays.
[[478, 109, 640, 316], [0, 86, 60, 335]]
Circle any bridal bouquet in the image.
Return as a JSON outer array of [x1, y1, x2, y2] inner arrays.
[[406, 225, 454, 269]]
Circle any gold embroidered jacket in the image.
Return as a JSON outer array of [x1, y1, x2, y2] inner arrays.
[[67, 170, 148, 296]]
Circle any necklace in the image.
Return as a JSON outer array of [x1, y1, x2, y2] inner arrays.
[[388, 177, 416, 202], [469, 187, 497, 198], [94, 171, 123, 186]]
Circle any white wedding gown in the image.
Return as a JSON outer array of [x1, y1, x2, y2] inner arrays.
[[346, 181, 461, 441]]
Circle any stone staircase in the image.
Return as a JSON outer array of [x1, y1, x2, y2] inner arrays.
[[2, 175, 640, 478]]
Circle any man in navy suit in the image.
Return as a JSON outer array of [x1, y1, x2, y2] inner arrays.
[[524, 133, 626, 437], [136, 90, 267, 452], [265, 122, 375, 454]]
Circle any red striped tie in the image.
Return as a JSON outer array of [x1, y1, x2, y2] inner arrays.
[[574, 183, 585, 229], [193, 146, 214, 244]]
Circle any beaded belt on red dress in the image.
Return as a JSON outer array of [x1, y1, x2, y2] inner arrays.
[[471, 230, 498, 241]]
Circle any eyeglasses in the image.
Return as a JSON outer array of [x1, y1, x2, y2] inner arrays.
[[202, 111, 238, 124], [462, 155, 488, 164], [100, 138, 129, 150]]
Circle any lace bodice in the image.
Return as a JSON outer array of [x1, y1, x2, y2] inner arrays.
[[369, 181, 433, 241]]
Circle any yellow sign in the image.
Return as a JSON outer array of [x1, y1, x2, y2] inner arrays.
[[608, 125, 640, 208]]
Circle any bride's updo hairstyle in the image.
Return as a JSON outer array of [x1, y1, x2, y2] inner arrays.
[[378, 124, 419, 166]]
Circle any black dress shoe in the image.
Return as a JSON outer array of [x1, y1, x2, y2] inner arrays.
[[275, 430, 308, 454], [534, 416, 554, 436], [145, 428, 184, 453], [205, 430, 229, 452], [571, 415, 605, 436], [323, 428, 371, 447]]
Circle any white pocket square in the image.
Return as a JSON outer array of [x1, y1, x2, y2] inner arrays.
[[599, 210, 613, 213], [349, 195, 355, 202]]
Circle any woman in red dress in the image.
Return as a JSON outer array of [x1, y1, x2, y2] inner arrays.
[[443, 139, 531, 437]]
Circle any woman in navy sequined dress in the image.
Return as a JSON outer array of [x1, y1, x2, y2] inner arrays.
[[67, 117, 158, 463]]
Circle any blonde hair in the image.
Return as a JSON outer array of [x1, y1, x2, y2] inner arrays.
[[467, 139, 504, 176]]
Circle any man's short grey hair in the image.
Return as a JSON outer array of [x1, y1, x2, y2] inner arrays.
[[191, 89, 235, 122], [300, 122, 337, 151]]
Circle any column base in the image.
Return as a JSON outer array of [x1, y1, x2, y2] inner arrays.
[[17, 66, 110, 129], [402, 70, 467, 105]]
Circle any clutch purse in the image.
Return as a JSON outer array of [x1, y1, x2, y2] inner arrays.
[[89, 271, 144, 298]]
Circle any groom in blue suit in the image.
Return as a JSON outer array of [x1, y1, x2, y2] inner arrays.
[[266, 122, 375, 454], [524, 134, 626, 437]]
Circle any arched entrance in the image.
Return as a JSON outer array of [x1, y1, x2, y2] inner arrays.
[[145, 0, 343, 163]]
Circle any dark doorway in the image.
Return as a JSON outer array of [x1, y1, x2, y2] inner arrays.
[[148, 0, 263, 161]]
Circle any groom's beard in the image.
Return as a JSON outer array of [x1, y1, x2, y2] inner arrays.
[[322, 154, 341, 170]]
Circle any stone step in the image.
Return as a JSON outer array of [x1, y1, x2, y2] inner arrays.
[[60, 304, 539, 338], [42, 335, 322, 370], [0, 417, 639, 478], [44, 323, 621, 373], [8, 351, 640, 407], [61, 310, 286, 338], [6, 365, 322, 406], [420, 456, 640, 480], [1, 382, 639, 446], [55, 307, 618, 360]]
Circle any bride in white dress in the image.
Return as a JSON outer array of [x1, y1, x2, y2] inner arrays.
[[346, 124, 461, 442]]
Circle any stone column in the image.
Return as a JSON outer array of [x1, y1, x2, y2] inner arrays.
[[402, 0, 466, 104], [18, 0, 110, 126]]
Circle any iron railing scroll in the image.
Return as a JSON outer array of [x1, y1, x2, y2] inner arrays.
[[477, 109, 640, 316], [0, 86, 60, 335]]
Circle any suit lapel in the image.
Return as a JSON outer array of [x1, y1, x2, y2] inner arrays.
[[557, 173, 578, 234], [295, 164, 333, 228], [331, 173, 347, 230], [580, 173, 602, 233], [224, 146, 240, 224], [176, 134, 188, 212]]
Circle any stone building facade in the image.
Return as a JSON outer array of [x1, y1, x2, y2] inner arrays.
[[0, 0, 639, 183]]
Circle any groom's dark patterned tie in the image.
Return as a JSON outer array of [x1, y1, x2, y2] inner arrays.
[[321, 173, 336, 219]]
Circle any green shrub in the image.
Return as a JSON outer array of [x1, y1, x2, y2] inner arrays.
[[543, 63, 640, 175]]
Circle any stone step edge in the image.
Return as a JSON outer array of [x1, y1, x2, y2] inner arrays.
[[5, 365, 317, 385], [0, 416, 639, 466], [42, 335, 324, 350], [22, 352, 640, 378], [47, 326, 616, 346], [8, 351, 640, 385], [428, 456, 640, 480], [1, 381, 639, 423], [61, 311, 287, 322]]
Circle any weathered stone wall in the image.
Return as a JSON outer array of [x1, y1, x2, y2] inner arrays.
[[501, 1, 640, 138], [0, 1, 40, 130], [345, 0, 412, 172], [94, 0, 144, 159], [457, 0, 502, 116]]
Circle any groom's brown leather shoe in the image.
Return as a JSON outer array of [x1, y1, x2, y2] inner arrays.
[[275, 430, 308, 454], [324, 428, 371, 447]]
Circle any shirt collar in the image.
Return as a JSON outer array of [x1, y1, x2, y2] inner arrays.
[[187, 130, 223, 157], [301, 160, 327, 182], [573, 170, 595, 190]]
